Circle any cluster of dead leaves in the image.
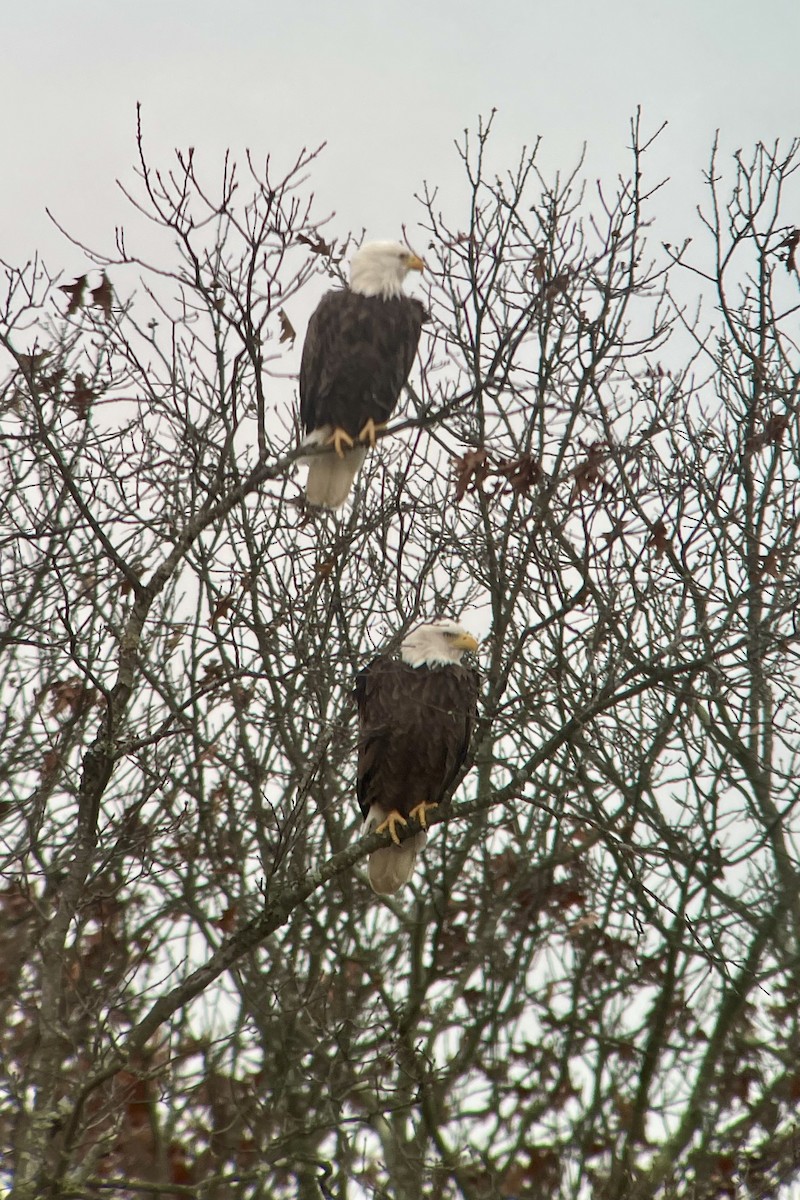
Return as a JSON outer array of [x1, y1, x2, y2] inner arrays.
[[569, 441, 611, 504], [58, 272, 114, 318], [453, 448, 490, 501], [501, 1146, 561, 1197], [315, 556, 337, 579], [588, 513, 674, 560], [9, 354, 100, 420], [14, 349, 51, 378], [34, 680, 101, 787], [453, 445, 677, 561], [569, 922, 637, 986], [747, 412, 790, 455], [453, 441, 614, 506], [38, 676, 98, 719], [453, 448, 541, 502], [489, 851, 589, 937]]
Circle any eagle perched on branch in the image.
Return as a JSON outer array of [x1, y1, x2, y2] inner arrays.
[[355, 620, 480, 894], [299, 241, 426, 508]]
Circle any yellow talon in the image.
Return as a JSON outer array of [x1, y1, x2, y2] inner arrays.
[[375, 810, 408, 846], [409, 801, 438, 830], [357, 417, 388, 448], [326, 427, 356, 459]]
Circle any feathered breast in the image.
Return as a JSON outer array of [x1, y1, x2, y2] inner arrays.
[[300, 291, 427, 437], [354, 656, 479, 823]]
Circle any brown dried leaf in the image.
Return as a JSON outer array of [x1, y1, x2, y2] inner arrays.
[[297, 233, 333, 257], [747, 413, 789, 454], [531, 248, 547, 282], [646, 518, 671, 558], [168, 1143, 194, 1186], [759, 548, 782, 579], [453, 448, 490, 502], [778, 229, 800, 274], [17, 350, 51, 377], [437, 921, 471, 973], [496, 453, 541, 494], [209, 783, 230, 808], [40, 367, 67, 395], [278, 308, 296, 344], [546, 883, 586, 913], [119, 559, 144, 596], [91, 273, 114, 318], [569, 442, 606, 503], [71, 373, 95, 419], [45, 677, 94, 718], [230, 682, 254, 707], [488, 849, 519, 890], [544, 271, 570, 299], [119, 1072, 152, 1129], [0, 885, 33, 919], [59, 274, 88, 314], [567, 912, 599, 940], [40, 749, 61, 782], [503, 1148, 560, 1196], [209, 595, 234, 626], [165, 624, 187, 652], [237, 1137, 258, 1166], [214, 905, 238, 934]]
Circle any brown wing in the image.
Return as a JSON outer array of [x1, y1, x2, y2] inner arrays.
[[355, 656, 478, 823], [300, 291, 426, 438]]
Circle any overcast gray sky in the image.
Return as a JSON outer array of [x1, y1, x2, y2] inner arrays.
[[2, 0, 798, 272]]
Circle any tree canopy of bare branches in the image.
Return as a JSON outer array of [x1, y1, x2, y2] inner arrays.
[[2, 113, 800, 1200]]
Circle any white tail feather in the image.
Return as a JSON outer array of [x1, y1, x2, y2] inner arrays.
[[300, 428, 366, 509], [363, 806, 426, 895], [305, 451, 365, 508]]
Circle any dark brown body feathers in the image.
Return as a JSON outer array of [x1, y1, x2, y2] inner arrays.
[[300, 290, 426, 437], [355, 657, 479, 823]]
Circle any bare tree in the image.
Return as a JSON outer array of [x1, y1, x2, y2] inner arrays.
[[2, 111, 800, 1200]]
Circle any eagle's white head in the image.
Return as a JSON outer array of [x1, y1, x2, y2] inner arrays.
[[350, 241, 425, 300], [400, 619, 480, 668]]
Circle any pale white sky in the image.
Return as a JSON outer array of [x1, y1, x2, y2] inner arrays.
[[2, 0, 798, 271]]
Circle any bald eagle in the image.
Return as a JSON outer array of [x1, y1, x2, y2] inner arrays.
[[355, 620, 480, 895], [299, 241, 426, 509]]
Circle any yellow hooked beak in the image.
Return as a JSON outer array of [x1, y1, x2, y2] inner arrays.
[[405, 252, 426, 273], [452, 632, 479, 653]]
